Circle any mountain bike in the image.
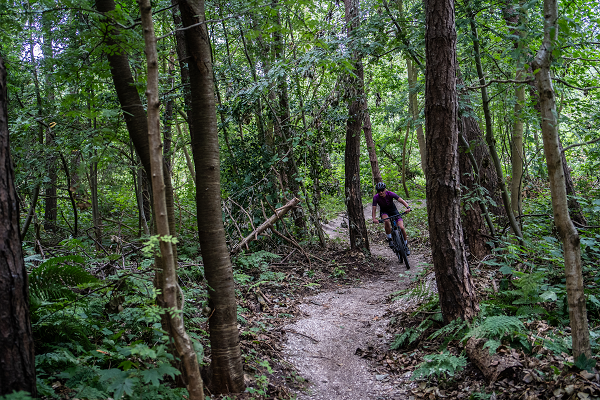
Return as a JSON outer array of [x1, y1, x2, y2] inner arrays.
[[379, 212, 410, 269]]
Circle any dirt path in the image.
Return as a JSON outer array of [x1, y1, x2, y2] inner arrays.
[[284, 206, 426, 399]]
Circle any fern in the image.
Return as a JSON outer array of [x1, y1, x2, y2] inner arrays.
[[29, 255, 98, 304], [390, 319, 433, 350], [465, 315, 524, 341], [411, 352, 467, 380]]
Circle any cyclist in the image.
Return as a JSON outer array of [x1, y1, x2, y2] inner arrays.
[[371, 182, 411, 254]]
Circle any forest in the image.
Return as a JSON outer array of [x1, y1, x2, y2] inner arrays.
[[0, 0, 599, 398]]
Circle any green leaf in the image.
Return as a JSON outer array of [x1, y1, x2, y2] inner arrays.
[[575, 353, 596, 373], [499, 265, 514, 275]]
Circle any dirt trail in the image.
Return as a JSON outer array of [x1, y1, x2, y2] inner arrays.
[[284, 205, 426, 399]]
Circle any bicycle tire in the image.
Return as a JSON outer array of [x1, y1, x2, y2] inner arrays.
[[392, 231, 404, 265], [393, 231, 410, 269]]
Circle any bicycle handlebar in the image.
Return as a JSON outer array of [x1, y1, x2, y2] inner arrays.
[[378, 210, 410, 223]]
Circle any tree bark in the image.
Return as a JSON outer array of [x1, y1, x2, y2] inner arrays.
[[363, 104, 382, 184], [502, 1, 526, 223], [425, 0, 478, 323], [469, 15, 522, 243], [407, 56, 427, 177], [0, 56, 37, 397], [139, 2, 205, 398], [531, 0, 590, 358], [343, 0, 370, 252], [177, 0, 245, 393], [458, 125, 492, 260]]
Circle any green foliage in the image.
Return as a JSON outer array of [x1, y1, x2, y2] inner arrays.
[[575, 353, 597, 373], [411, 352, 467, 380], [0, 392, 32, 400], [29, 255, 99, 305], [391, 319, 434, 350]]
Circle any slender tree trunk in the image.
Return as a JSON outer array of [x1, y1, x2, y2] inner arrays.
[[511, 80, 525, 220], [139, 2, 205, 398], [425, 0, 478, 323], [560, 140, 587, 226], [502, 1, 526, 223], [531, 0, 590, 358], [401, 125, 410, 198], [407, 58, 427, 176], [20, 184, 40, 239], [59, 153, 78, 236], [363, 105, 382, 184], [177, 0, 245, 392], [136, 167, 150, 235], [96, 0, 182, 376], [343, 0, 370, 252], [90, 159, 102, 242], [469, 16, 523, 243], [0, 56, 37, 397]]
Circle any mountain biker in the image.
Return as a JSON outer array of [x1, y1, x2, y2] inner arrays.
[[371, 182, 411, 254]]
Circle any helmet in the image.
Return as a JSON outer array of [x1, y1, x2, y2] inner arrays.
[[375, 182, 386, 191]]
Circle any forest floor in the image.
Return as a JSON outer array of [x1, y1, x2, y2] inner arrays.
[[233, 200, 600, 400]]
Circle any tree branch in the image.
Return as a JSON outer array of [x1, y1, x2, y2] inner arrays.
[[561, 137, 600, 153], [465, 78, 534, 90], [554, 77, 600, 92]]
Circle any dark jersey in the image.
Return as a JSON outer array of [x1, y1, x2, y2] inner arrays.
[[372, 190, 401, 216]]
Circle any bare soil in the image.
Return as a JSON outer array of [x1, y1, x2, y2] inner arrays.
[[283, 204, 428, 399]]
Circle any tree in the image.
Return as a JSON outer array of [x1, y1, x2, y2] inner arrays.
[[425, 0, 478, 323], [177, 0, 245, 392], [0, 56, 37, 397], [531, 0, 590, 358], [138, 2, 205, 397], [343, 0, 370, 252]]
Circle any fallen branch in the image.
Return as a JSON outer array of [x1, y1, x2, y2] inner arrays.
[[230, 197, 301, 255], [466, 338, 522, 382]]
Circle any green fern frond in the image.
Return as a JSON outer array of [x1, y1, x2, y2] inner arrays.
[[29, 255, 98, 303], [466, 315, 524, 341], [411, 352, 467, 380], [429, 319, 467, 341], [391, 319, 433, 350]]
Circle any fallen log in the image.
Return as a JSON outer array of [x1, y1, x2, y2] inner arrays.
[[230, 197, 301, 255], [465, 338, 522, 382]]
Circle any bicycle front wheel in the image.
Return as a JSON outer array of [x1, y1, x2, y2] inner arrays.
[[393, 231, 410, 269], [392, 231, 404, 265]]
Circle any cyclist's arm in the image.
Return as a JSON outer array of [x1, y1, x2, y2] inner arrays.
[[397, 198, 411, 210], [372, 206, 378, 223]]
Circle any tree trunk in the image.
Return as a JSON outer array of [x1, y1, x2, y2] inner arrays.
[[363, 104, 382, 185], [458, 123, 492, 260], [469, 15, 523, 243], [502, 1, 526, 223], [0, 56, 37, 397], [59, 153, 78, 236], [343, 0, 370, 253], [139, 3, 205, 398], [401, 125, 411, 198], [90, 159, 103, 243], [511, 80, 525, 221], [425, 0, 478, 323], [407, 58, 427, 176], [177, 0, 245, 393], [96, 0, 181, 377], [531, 0, 590, 358]]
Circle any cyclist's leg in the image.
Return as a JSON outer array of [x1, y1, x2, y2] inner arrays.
[[381, 213, 392, 235], [398, 218, 408, 242]]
